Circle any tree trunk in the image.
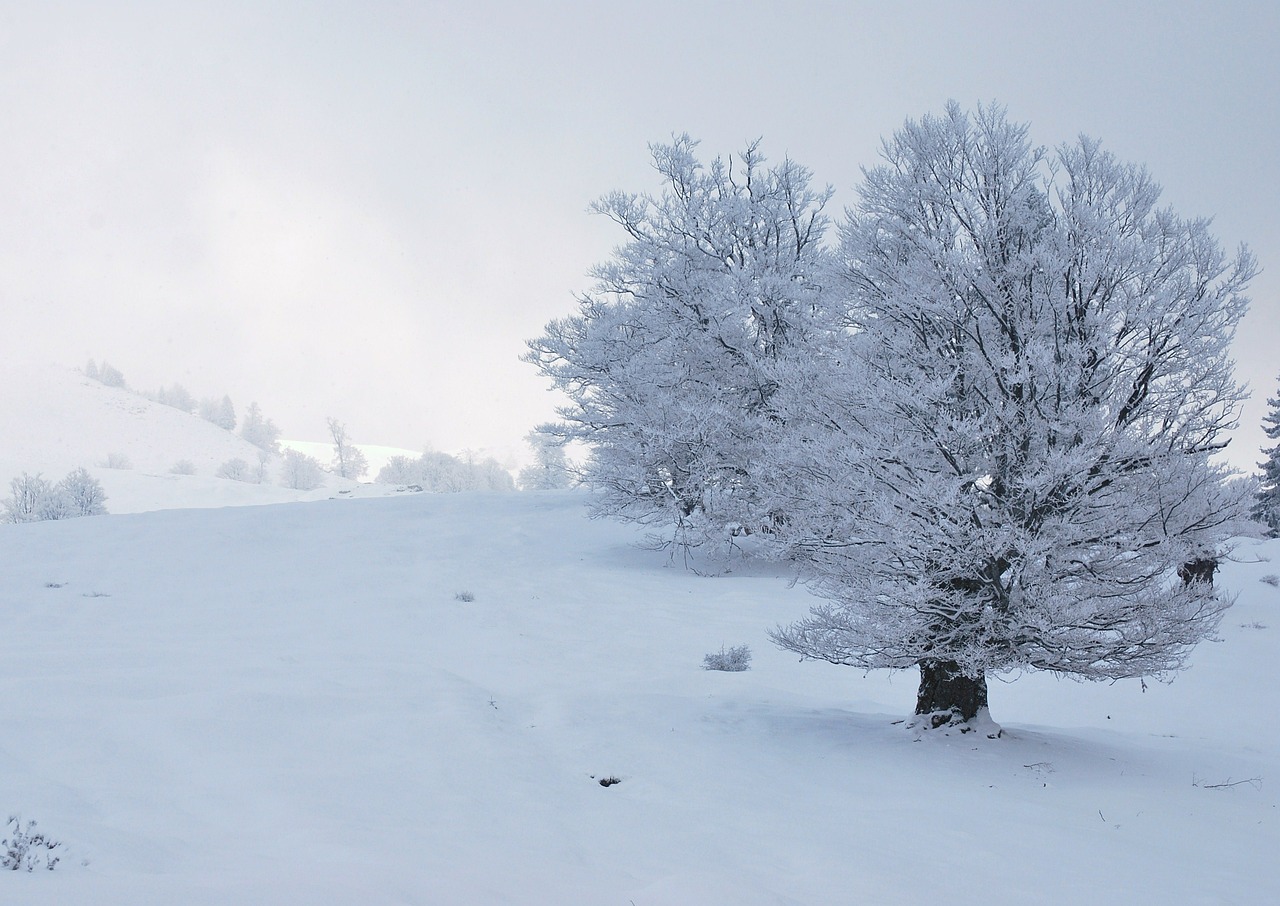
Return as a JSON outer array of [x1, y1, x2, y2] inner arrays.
[[915, 659, 988, 728], [1178, 557, 1217, 587]]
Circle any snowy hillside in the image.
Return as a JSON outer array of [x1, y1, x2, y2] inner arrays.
[[0, 360, 272, 477], [1, 489, 1276, 904], [0, 360, 354, 513]]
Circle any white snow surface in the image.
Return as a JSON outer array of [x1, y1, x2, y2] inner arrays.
[[1, 487, 1277, 903], [2, 358, 1276, 901]]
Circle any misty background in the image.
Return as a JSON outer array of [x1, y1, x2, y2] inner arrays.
[[2, 1, 1275, 471]]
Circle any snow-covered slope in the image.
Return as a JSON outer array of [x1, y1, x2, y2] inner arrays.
[[0, 360, 271, 477], [0, 360, 353, 512], [1, 490, 1275, 903]]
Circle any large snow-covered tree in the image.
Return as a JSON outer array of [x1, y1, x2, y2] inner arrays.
[[769, 104, 1256, 731], [1254, 375, 1280, 536], [526, 136, 835, 546]]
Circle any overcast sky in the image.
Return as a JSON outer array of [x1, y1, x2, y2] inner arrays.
[[3, 1, 1276, 471]]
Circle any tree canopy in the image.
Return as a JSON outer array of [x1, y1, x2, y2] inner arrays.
[[529, 105, 1256, 730]]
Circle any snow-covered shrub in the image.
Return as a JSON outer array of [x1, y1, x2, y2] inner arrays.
[[454, 590, 475, 602], [2, 816, 61, 871], [58, 467, 107, 516], [3, 474, 58, 523], [36, 488, 73, 521], [1261, 574, 1279, 588], [702, 644, 752, 672], [4, 471, 108, 522], [4, 474, 48, 523], [280, 449, 325, 490], [215, 458, 257, 482], [100, 452, 131, 470], [170, 460, 197, 475]]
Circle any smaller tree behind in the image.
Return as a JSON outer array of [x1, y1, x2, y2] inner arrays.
[[97, 361, 126, 388], [327, 418, 369, 480], [1255, 374, 1280, 536], [200, 395, 237, 431], [526, 135, 836, 544], [518, 431, 572, 490], [156, 384, 197, 414], [241, 402, 282, 453]]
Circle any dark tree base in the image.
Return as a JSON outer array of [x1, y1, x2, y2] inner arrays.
[[1178, 557, 1218, 587], [914, 659, 997, 734]]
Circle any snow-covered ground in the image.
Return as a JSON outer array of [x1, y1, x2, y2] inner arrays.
[[2, 358, 1275, 902], [1, 487, 1276, 904]]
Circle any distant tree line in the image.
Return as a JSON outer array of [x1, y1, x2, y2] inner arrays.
[[83, 358, 283, 455], [377, 450, 515, 493]]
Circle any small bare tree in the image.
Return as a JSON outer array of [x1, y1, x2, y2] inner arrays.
[[327, 418, 369, 480]]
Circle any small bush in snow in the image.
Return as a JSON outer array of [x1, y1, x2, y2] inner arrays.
[[216, 458, 258, 483], [100, 452, 132, 470], [170, 460, 197, 476], [703, 644, 752, 672], [1261, 574, 1279, 587], [2, 816, 61, 871], [454, 590, 475, 602]]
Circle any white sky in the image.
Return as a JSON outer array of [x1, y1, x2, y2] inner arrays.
[[2, 1, 1276, 471]]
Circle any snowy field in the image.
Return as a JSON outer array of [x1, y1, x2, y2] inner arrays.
[[2, 488, 1276, 904]]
